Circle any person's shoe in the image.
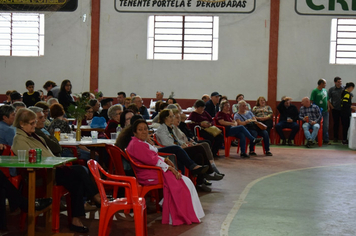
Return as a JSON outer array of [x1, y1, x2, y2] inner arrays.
[[205, 172, 224, 181], [287, 139, 293, 146], [240, 153, 250, 159], [323, 141, 331, 145], [306, 140, 313, 148], [249, 151, 257, 156], [196, 184, 212, 193], [191, 165, 209, 176], [35, 198, 52, 211], [69, 224, 89, 233], [265, 151, 273, 156], [342, 140, 348, 145], [204, 179, 212, 186], [231, 140, 239, 147], [217, 172, 225, 176], [213, 154, 220, 158], [252, 138, 263, 144], [281, 139, 286, 145]]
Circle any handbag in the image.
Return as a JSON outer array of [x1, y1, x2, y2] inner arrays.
[[204, 126, 222, 137], [255, 121, 267, 130]]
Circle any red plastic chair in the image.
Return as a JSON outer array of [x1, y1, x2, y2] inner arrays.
[[153, 133, 165, 148], [0, 144, 22, 188], [214, 124, 238, 157], [300, 117, 323, 147], [87, 159, 147, 236], [124, 149, 164, 200], [275, 115, 301, 146], [106, 144, 163, 212]]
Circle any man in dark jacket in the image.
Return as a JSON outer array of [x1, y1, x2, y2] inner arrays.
[[275, 96, 300, 145]]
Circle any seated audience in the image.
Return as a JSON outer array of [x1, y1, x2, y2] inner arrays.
[[119, 109, 134, 128], [126, 103, 139, 115], [58, 79, 76, 113], [156, 91, 164, 102], [299, 97, 322, 148], [116, 115, 209, 179], [156, 109, 223, 190], [117, 91, 126, 107], [215, 101, 262, 158], [188, 100, 224, 157], [11, 108, 101, 233], [167, 97, 177, 104], [3, 90, 14, 105], [171, 109, 224, 176], [89, 99, 101, 117], [232, 94, 251, 114], [151, 101, 162, 120], [43, 80, 60, 99], [47, 97, 59, 106], [10, 91, 22, 103], [35, 101, 52, 130], [275, 96, 300, 145], [205, 92, 220, 118], [100, 98, 113, 122], [126, 119, 205, 225], [234, 100, 273, 156], [124, 97, 132, 108], [152, 102, 168, 124], [130, 92, 136, 98], [252, 96, 274, 134], [105, 104, 123, 137], [48, 103, 92, 161], [132, 95, 149, 119], [0, 105, 16, 146], [201, 94, 210, 103], [12, 101, 26, 112]]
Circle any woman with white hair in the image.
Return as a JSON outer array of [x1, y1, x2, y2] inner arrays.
[[104, 104, 123, 137]]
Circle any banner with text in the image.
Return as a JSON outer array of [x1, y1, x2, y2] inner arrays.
[[296, 0, 356, 15], [115, 0, 255, 13]]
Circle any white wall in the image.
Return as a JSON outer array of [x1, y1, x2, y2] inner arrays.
[[278, 1, 356, 101], [99, 0, 271, 100], [0, 0, 91, 95]]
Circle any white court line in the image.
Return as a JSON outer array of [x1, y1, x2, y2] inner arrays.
[[219, 163, 356, 236]]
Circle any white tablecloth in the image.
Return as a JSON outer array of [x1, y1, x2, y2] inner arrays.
[[348, 113, 356, 149]]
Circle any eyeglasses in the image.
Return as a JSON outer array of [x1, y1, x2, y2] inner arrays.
[[28, 120, 37, 126]]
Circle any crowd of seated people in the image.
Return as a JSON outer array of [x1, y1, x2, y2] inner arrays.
[[1, 78, 355, 233]]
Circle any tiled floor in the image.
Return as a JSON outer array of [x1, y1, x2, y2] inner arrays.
[[3, 143, 356, 236]]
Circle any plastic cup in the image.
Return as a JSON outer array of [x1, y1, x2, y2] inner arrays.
[[91, 131, 98, 143], [111, 133, 117, 140], [18, 150, 26, 162]]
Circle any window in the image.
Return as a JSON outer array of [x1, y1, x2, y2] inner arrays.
[[147, 15, 219, 61], [330, 18, 356, 65], [0, 13, 44, 57]]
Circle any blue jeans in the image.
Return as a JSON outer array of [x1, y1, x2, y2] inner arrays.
[[248, 129, 270, 152], [322, 110, 329, 142], [227, 126, 255, 154], [302, 122, 320, 141]]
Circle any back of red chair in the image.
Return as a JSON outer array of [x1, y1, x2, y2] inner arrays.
[[153, 133, 165, 147], [105, 144, 127, 176]]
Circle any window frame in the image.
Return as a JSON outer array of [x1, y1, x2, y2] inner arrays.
[[0, 13, 44, 57], [147, 15, 219, 61]]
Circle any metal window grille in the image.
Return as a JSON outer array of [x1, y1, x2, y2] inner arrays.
[[0, 13, 44, 57], [330, 18, 356, 65], [147, 15, 219, 61]]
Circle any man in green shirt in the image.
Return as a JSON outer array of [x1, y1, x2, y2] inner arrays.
[[310, 78, 330, 145]]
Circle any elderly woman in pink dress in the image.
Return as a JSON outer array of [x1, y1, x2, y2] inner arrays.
[[126, 119, 204, 226]]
